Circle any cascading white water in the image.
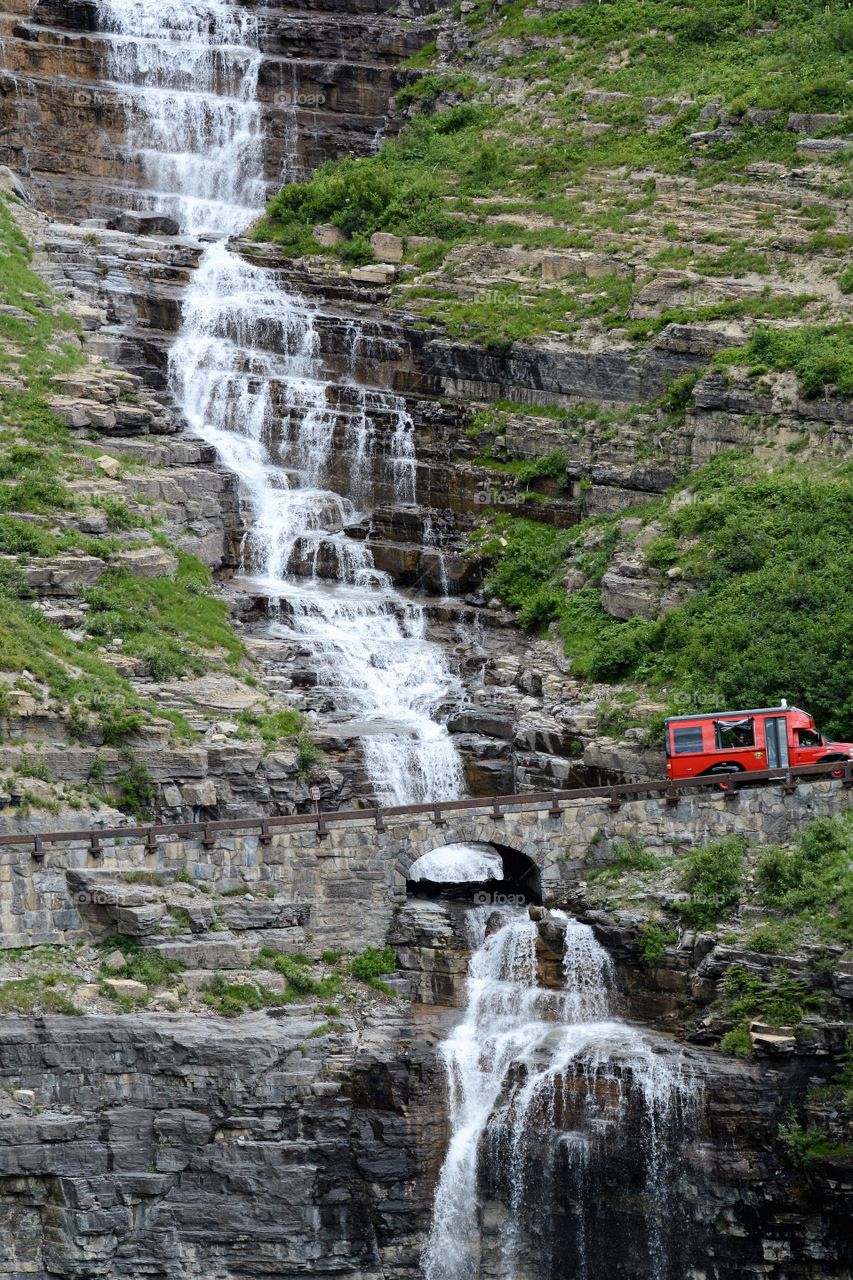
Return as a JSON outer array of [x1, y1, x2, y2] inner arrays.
[[95, 0, 469, 805], [424, 912, 694, 1280], [408, 843, 505, 884]]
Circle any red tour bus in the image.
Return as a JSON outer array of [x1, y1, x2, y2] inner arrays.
[[665, 702, 853, 781]]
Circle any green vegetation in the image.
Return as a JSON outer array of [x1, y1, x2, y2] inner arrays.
[[636, 923, 677, 967], [0, 200, 248, 752], [0, 973, 80, 1015], [349, 945, 397, 995], [404, 276, 633, 352], [719, 964, 823, 1055], [256, 0, 852, 352], [97, 938, 185, 989], [777, 1112, 853, 1165], [84, 552, 243, 681], [718, 325, 853, 396], [755, 814, 853, 946], [202, 949, 341, 1015], [676, 837, 745, 930], [236, 706, 304, 750], [476, 453, 853, 740], [295, 731, 323, 776], [115, 760, 158, 817]]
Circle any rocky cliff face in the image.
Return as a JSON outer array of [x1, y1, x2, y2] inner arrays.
[[0, 893, 849, 1279], [0, 0, 438, 220]]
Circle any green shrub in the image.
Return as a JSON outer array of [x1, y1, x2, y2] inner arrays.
[[722, 965, 821, 1026], [776, 1113, 846, 1166], [675, 837, 744, 930], [755, 814, 853, 944], [350, 945, 397, 994], [720, 1022, 752, 1057], [745, 920, 799, 954], [296, 731, 322, 775], [718, 325, 853, 397], [113, 757, 156, 819], [636, 922, 676, 966]]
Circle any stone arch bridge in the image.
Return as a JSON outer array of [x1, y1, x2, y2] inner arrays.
[[0, 766, 850, 951]]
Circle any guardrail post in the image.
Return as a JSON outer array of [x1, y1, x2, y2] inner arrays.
[[549, 794, 561, 819], [664, 788, 679, 806], [723, 777, 739, 802], [145, 829, 158, 854], [202, 827, 215, 850], [89, 834, 102, 857], [783, 771, 796, 795], [317, 814, 329, 840], [259, 822, 272, 846], [31, 837, 44, 861], [844, 764, 853, 787], [374, 809, 386, 832], [491, 799, 504, 820], [432, 806, 446, 826], [608, 791, 621, 810]]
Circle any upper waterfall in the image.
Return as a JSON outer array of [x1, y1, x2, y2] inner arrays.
[[93, 0, 469, 805], [96, 0, 265, 234]]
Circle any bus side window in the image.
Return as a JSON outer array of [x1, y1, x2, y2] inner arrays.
[[672, 725, 703, 754], [715, 719, 754, 749]]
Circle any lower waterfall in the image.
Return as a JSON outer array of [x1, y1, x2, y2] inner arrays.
[[424, 911, 695, 1280]]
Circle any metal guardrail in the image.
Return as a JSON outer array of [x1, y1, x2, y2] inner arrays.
[[1, 761, 851, 859]]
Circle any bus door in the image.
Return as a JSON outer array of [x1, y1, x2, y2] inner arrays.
[[764, 716, 790, 769]]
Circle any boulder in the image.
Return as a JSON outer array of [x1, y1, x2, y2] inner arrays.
[[312, 223, 344, 247], [370, 232, 404, 263], [102, 978, 148, 999], [350, 263, 396, 285], [96, 453, 122, 478], [113, 546, 178, 578]]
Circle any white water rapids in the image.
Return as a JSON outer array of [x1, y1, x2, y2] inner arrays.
[[95, 0, 467, 805], [423, 911, 694, 1280]]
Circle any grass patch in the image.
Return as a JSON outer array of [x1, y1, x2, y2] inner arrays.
[[755, 813, 853, 946], [0, 974, 80, 1015], [96, 938, 184, 989], [84, 552, 243, 680], [236, 707, 304, 750], [349, 945, 397, 995]]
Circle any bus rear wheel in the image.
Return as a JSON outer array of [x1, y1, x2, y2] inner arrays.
[[701, 763, 744, 791]]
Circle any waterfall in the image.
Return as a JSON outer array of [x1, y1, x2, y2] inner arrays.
[[94, 0, 468, 805], [424, 913, 694, 1280]]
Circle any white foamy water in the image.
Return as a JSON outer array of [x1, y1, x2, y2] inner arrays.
[[408, 843, 504, 884], [423, 913, 694, 1280], [95, 0, 469, 804]]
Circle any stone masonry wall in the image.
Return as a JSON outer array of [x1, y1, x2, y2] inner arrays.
[[2, 777, 850, 951]]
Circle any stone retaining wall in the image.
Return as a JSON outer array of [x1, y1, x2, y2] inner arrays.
[[2, 778, 850, 951]]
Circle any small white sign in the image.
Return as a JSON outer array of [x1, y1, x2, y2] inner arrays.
[[310, 786, 321, 801]]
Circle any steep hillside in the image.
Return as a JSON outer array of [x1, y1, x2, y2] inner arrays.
[[255, 0, 853, 740], [0, 182, 328, 825]]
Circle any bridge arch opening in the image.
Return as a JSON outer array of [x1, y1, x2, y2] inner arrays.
[[406, 841, 541, 904]]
